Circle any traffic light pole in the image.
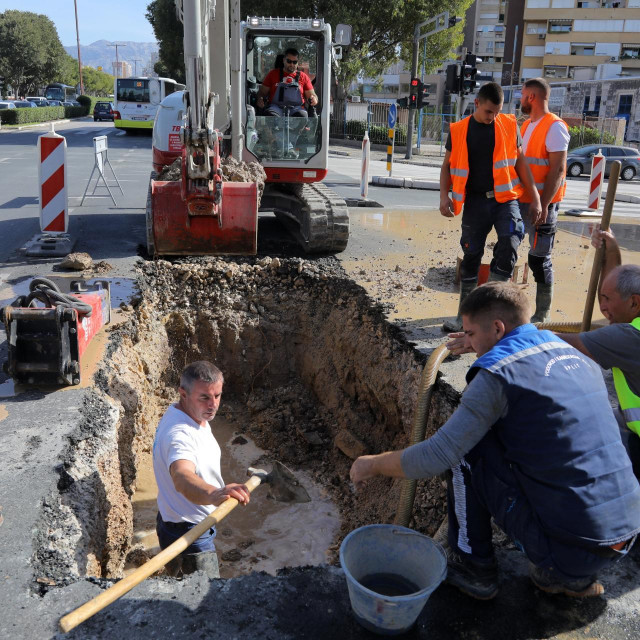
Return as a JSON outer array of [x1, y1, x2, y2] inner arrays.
[[405, 11, 455, 160]]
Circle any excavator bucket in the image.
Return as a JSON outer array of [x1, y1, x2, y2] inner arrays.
[[148, 177, 258, 256]]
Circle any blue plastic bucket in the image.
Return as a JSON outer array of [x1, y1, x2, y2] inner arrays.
[[339, 524, 447, 635]]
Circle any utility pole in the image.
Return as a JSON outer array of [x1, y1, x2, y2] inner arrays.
[[508, 25, 519, 114], [131, 59, 141, 76], [406, 12, 460, 159], [108, 43, 127, 79], [73, 0, 84, 95]]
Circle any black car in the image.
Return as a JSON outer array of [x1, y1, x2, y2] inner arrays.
[[93, 102, 114, 122]]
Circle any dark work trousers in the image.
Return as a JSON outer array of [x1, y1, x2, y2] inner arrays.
[[459, 194, 524, 282], [156, 513, 220, 577], [446, 431, 632, 584], [519, 201, 559, 284]]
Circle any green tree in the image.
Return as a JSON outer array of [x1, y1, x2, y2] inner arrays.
[[146, 0, 185, 83], [0, 10, 68, 97], [81, 66, 115, 96], [59, 53, 79, 88], [145, 0, 472, 95]]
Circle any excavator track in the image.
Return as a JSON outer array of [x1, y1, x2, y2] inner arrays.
[[263, 182, 349, 253]]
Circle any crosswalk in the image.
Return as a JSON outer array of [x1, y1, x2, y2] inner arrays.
[[71, 128, 128, 137]]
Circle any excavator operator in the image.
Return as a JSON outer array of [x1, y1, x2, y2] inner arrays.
[[256, 47, 318, 117]]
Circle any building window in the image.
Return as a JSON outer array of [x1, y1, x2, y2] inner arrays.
[[618, 94, 633, 115], [621, 44, 640, 59], [583, 96, 590, 112], [571, 43, 595, 55], [549, 21, 572, 33], [544, 65, 569, 78], [594, 95, 601, 111]]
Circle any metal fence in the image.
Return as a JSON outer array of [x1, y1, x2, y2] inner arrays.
[[329, 99, 455, 151]]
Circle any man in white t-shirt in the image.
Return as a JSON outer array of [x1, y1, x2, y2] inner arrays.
[[153, 361, 250, 577], [519, 77, 570, 323]]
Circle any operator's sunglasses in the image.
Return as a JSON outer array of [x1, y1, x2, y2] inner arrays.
[[285, 59, 299, 64]]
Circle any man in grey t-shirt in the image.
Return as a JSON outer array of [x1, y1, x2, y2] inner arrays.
[[557, 227, 640, 478]]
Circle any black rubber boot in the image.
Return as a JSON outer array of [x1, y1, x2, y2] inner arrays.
[[487, 271, 510, 282], [531, 283, 553, 324], [443, 280, 476, 332], [441, 541, 499, 600], [182, 551, 221, 579]]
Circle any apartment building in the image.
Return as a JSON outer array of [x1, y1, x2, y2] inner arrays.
[[521, 0, 640, 82], [112, 60, 132, 79], [463, 0, 526, 85]]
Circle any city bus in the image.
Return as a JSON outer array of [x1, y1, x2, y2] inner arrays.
[[113, 77, 185, 131], [44, 83, 76, 102]]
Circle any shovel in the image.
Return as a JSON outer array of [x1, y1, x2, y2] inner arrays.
[[59, 461, 310, 633]]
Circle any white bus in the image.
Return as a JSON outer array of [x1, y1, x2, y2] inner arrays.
[[114, 77, 185, 131]]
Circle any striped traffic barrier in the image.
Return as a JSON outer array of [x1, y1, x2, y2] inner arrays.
[[386, 128, 395, 176], [361, 130, 370, 199], [37, 125, 68, 233], [587, 148, 605, 210]]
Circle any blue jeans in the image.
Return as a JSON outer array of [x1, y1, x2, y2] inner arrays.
[[519, 201, 559, 284], [459, 194, 524, 281], [447, 431, 632, 584], [156, 512, 216, 554]]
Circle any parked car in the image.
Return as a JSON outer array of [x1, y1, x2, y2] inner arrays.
[[93, 101, 114, 122], [567, 144, 640, 181], [0, 101, 16, 110], [12, 100, 36, 108], [47, 100, 63, 107], [62, 101, 80, 107], [25, 97, 50, 107]]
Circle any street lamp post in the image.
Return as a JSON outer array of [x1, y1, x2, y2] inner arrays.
[[108, 43, 127, 79], [507, 25, 519, 114], [73, 0, 84, 95]]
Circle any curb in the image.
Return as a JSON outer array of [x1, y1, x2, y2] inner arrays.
[[371, 175, 439, 190], [0, 118, 83, 133]]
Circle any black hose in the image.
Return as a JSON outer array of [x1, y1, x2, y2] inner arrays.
[[24, 278, 93, 317]]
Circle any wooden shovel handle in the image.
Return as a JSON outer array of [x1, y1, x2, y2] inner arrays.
[[59, 474, 263, 633], [581, 160, 620, 332]]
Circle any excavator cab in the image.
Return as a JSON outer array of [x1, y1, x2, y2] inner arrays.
[[241, 17, 350, 252]]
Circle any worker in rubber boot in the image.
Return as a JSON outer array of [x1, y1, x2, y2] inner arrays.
[[350, 282, 640, 600], [556, 227, 640, 481], [153, 361, 250, 578], [518, 77, 569, 323], [439, 82, 541, 332]]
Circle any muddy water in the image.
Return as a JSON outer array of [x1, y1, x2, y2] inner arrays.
[[127, 408, 341, 579], [342, 209, 640, 329]]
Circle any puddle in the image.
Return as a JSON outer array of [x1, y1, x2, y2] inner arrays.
[[0, 379, 16, 398], [126, 409, 340, 578]]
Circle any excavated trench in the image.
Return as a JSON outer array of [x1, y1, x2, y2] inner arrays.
[[32, 256, 461, 587]]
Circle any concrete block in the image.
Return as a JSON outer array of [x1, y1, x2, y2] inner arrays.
[[23, 233, 76, 257]]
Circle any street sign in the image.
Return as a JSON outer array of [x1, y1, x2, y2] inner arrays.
[[388, 103, 397, 129]]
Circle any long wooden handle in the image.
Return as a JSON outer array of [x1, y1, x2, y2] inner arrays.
[[59, 474, 263, 633], [581, 160, 620, 332]]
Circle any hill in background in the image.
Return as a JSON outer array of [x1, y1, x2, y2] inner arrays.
[[64, 40, 159, 76]]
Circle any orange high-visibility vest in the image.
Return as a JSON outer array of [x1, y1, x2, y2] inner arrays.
[[449, 113, 523, 216], [520, 112, 568, 204]]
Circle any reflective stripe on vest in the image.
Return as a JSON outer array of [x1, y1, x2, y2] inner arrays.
[[612, 317, 640, 436], [448, 113, 524, 215], [520, 112, 568, 204]]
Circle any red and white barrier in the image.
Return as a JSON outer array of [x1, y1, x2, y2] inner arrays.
[[37, 126, 68, 233], [361, 130, 370, 199], [587, 149, 605, 210]]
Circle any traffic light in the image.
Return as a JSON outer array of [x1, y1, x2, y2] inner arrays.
[[460, 53, 478, 95], [445, 65, 459, 93], [396, 97, 408, 108], [448, 16, 462, 27], [409, 77, 421, 109], [417, 84, 429, 109]]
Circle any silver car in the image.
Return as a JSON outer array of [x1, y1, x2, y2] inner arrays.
[[567, 144, 640, 181]]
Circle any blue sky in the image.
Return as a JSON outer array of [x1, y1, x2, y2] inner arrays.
[[0, 1, 156, 46]]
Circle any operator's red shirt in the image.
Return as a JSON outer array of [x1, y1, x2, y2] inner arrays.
[[262, 69, 313, 102]]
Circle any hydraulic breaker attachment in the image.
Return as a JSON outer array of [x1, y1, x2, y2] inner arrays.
[[1, 279, 110, 386]]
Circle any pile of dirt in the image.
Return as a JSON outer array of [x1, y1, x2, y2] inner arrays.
[[156, 157, 267, 204]]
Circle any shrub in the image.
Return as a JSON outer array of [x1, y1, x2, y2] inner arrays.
[[0, 105, 84, 125], [568, 125, 615, 150], [76, 94, 92, 115]]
